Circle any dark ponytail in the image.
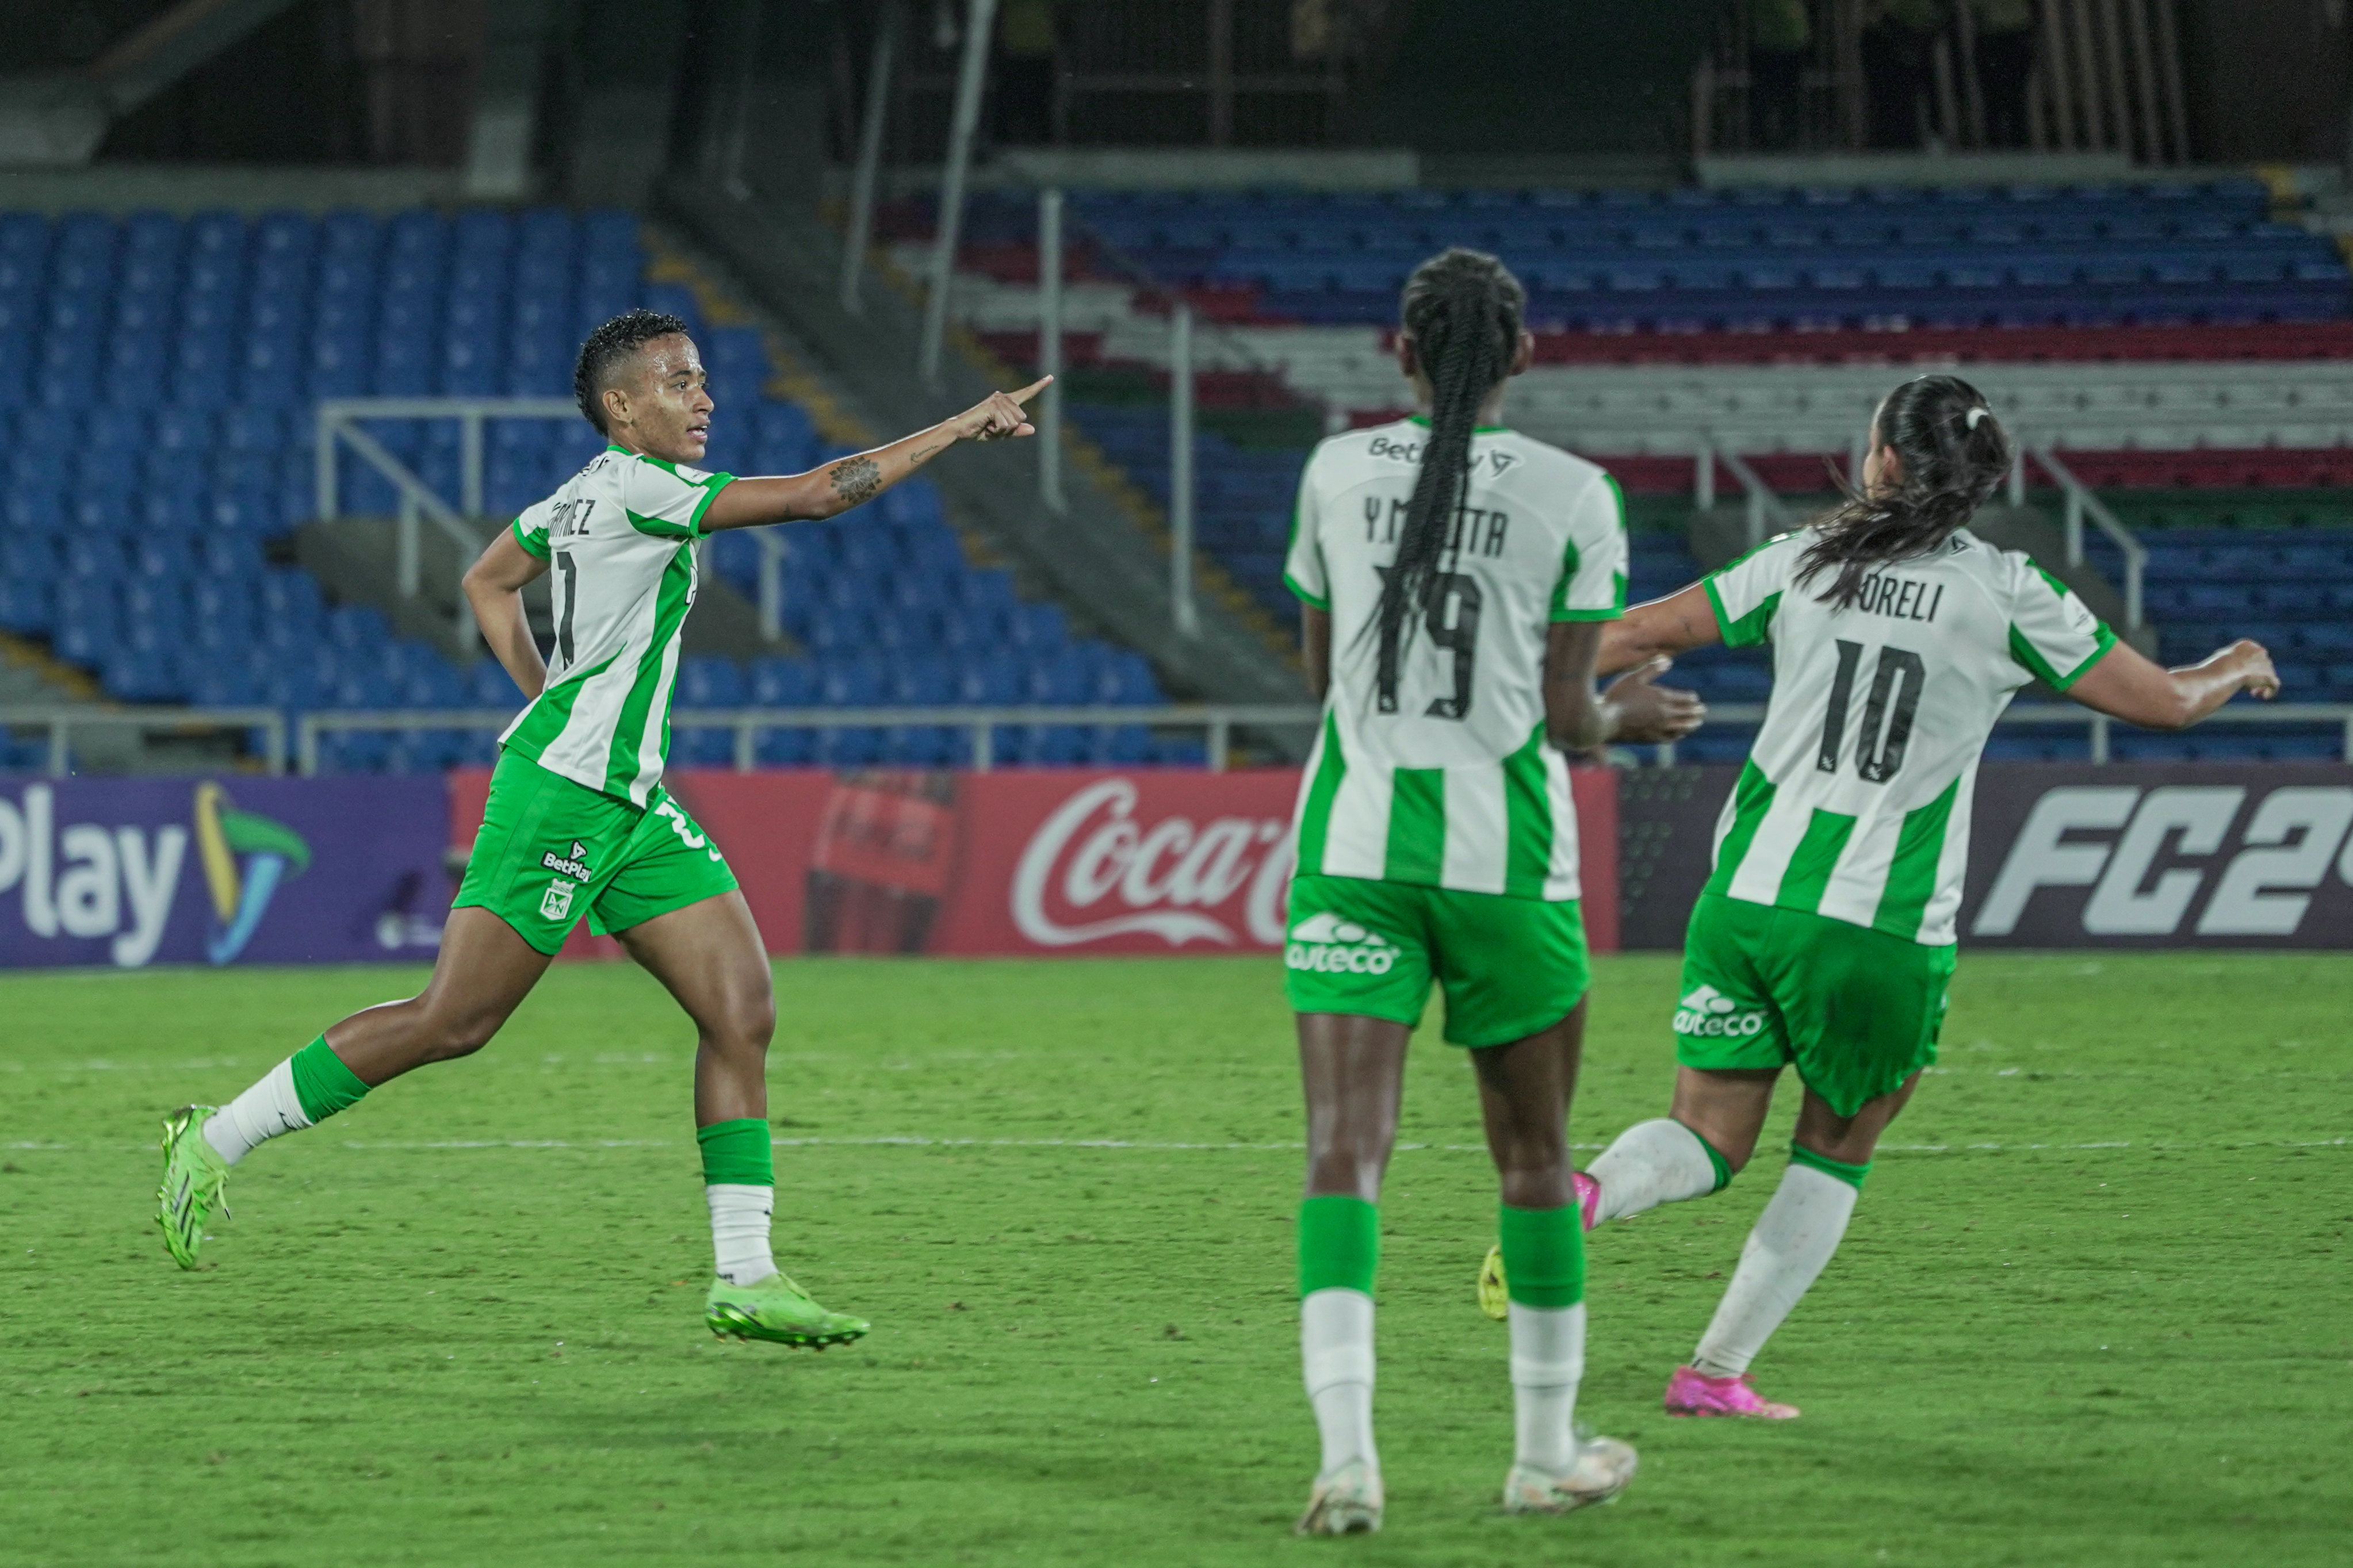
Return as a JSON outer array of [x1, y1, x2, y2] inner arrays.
[[1368, 248, 1524, 711], [1799, 373, 2015, 608]]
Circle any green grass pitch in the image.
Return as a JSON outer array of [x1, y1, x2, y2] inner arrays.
[[4, 952, 2349, 1566]]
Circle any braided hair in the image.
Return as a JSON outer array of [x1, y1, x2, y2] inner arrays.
[[1800, 373, 2015, 608], [1369, 248, 1525, 711]]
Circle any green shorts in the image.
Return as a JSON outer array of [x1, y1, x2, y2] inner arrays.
[[1674, 893, 1954, 1117], [452, 750, 740, 956], [1283, 873, 1590, 1048]]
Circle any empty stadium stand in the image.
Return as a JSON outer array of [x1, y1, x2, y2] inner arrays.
[[0, 206, 1185, 773], [880, 176, 2353, 760]]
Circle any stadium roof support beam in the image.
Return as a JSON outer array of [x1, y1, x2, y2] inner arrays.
[[0, 0, 306, 166], [461, 0, 555, 200]]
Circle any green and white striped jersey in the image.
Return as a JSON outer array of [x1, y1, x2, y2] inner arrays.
[[1701, 526, 2117, 945], [500, 446, 734, 807], [1282, 419, 1628, 902]]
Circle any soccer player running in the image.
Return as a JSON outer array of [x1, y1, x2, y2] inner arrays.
[[1281, 249, 1703, 1535], [158, 309, 1048, 1349], [1568, 373, 2278, 1418]]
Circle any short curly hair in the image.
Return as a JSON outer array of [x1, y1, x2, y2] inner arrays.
[[573, 308, 692, 434]]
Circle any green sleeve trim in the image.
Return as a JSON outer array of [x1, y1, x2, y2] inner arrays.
[[1552, 605, 1623, 622], [1709, 579, 1781, 647], [511, 517, 550, 559], [2013, 619, 2117, 691], [627, 474, 733, 541], [1283, 570, 1330, 611]]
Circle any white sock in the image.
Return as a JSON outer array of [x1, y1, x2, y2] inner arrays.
[[202, 1058, 312, 1166], [1508, 1301, 1586, 1474], [1588, 1118, 1721, 1224], [1300, 1287, 1377, 1478], [706, 1184, 778, 1286], [1690, 1163, 1859, 1377]]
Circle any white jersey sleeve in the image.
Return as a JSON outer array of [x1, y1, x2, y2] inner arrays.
[[621, 457, 733, 539], [2000, 555, 2117, 691], [1704, 532, 1808, 646], [1282, 461, 1329, 611], [1551, 474, 1628, 622], [511, 498, 554, 559]]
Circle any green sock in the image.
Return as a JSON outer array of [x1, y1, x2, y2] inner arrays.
[[288, 1036, 370, 1124], [1678, 1118, 1736, 1193], [1498, 1203, 1586, 1309], [1789, 1142, 1871, 1191], [1298, 1194, 1379, 1297], [697, 1118, 775, 1187]]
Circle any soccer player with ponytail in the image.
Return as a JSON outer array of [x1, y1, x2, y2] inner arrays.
[[1279, 249, 1702, 1533], [1561, 373, 2278, 1419]]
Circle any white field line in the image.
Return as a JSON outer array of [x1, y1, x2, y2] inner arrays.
[[8, 1136, 2347, 1155]]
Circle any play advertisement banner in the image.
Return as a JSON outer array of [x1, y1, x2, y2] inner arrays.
[[0, 776, 450, 969], [1617, 762, 2353, 950], [449, 766, 1621, 960]]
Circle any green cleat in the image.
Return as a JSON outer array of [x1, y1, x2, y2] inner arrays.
[[157, 1106, 231, 1269], [706, 1273, 869, 1348]]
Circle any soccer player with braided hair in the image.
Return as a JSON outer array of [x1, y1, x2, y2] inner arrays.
[[1535, 373, 2277, 1419], [1279, 249, 1703, 1534], [157, 309, 1047, 1350]]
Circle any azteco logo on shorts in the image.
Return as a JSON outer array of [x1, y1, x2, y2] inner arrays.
[[1672, 984, 1767, 1038], [1012, 779, 1294, 948], [1284, 911, 1401, 975]]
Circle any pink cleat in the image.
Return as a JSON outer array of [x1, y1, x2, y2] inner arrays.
[[1573, 1170, 1600, 1231], [1663, 1365, 1800, 1420]]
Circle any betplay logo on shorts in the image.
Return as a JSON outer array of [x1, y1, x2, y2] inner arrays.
[[1285, 910, 1401, 975], [1673, 984, 1767, 1038]]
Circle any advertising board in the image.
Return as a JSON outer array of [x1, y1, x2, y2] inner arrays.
[[448, 766, 1621, 959], [1616, 763, 2353, 949], [0, 776, 450, 969]]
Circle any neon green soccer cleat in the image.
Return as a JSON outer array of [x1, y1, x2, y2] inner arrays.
[[706, 1274, 869, 1348], [1478, 1243, 1509, 1321], [157, 1106, 231, 1269]]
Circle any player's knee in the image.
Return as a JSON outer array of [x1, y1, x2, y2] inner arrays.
[[419, 1009, 503, 1062]]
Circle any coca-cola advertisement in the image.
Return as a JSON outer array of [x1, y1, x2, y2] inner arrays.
[[446, 766, 1622, 959]]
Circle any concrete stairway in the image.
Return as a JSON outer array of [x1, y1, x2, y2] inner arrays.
[[652, 175, 1312, 733]]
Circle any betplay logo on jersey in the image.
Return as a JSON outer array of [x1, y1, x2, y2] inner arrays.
[[1673, 984, 1767, 1038], [1285, 910, 1402, 975]]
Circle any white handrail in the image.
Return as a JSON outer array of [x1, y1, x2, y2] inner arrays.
[[1648, 701, 2353, 766], [2030, 446, 2148, 631], [0, 706, 288, 777], [296, 703, 1325, 776], [1710, 444, 1799, 547]]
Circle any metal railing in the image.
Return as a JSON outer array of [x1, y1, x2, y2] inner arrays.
[[2030, 446, 2148, 631], [1, 707, 288, 778], [1650, 701, 2353, 766], [316, 396, 795, 646], [297, 703, 1324, 777], [1691, 432, 2147, 631]]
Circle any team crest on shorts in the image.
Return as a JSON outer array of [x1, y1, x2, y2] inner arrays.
[[1673, 983, 1767, 1038], [540, 877, 576, 923], [1285, 910, 1401, 976]]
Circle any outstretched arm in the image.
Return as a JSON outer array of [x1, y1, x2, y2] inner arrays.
[[1596, 582, 1722, 674], [462, 529, 550, 700], [1545, 621, 1707, 750], [699, 377, 1050, 532], [2066, 637, 2278, 729]]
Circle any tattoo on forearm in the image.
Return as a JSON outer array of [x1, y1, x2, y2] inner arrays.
[[828, 457, 882, 505], [909, 440, 950, 465]]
